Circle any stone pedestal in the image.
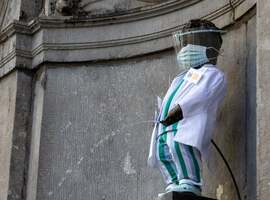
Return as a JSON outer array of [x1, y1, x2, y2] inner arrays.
[[157, 192, 216, 200]]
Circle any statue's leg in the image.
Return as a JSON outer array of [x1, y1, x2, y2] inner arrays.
[[156, 132, 179, 186], [170, 142, 202, 185]]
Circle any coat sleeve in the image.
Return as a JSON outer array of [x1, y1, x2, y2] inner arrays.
[[176, 68, 227, 118]]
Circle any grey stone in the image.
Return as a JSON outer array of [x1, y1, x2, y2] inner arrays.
[[0, 0, 21, 30], [202, 14, 257, 200], [246, 15, 257, 200], [257, 0, 270, 200], [53, 0, 153, 16], [8, 70, 33, 200], [157, 192, 216, 200], [0, 70, 33, 200], [0, 72, 17, 200], [35, 53, 174, 200], [26, 67, 47, 200], [0, 0, 256, 78]]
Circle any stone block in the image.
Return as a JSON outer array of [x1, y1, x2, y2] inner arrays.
[[157, 192, 216, 200]]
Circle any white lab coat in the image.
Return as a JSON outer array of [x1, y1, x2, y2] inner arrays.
[[148, 64, 227, 168]]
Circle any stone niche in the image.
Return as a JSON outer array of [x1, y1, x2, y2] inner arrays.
[[54, 0, 170, 16]]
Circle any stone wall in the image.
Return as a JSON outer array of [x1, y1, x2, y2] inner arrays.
[[203, 13, 257, 200]]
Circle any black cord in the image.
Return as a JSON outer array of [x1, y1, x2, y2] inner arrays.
[[211, 139, 242, 200]]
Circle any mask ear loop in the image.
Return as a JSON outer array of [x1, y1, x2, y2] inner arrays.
[[206, 47, 224, 61], [172, 33, 181, 54]]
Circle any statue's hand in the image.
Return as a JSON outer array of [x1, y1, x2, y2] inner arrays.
[[160, 105, 183, 126]]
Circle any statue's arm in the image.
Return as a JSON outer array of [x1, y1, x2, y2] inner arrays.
[[160, 105, 183, 126]]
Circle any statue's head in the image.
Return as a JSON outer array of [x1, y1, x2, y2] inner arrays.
[[173, 19, 224, 69]]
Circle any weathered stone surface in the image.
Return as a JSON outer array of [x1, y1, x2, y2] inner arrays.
[[8, 70, 33, 200], [20, 0, 44, 20], [26, 67, 46, 200], [0, 72, 17, 200], [246, 15, 256, 200], [54, 0, 163, 16], [0, 70, 33, 200], [202, 14, 257, 200], [0, 0, 256, 78], [0, 0, 43, 30], [36, 52, 176, 200], [0, 0, 21, 30], [257, 1, 270, 200]]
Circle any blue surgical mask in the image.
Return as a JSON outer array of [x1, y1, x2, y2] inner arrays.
[[177, 44, 209, 69]]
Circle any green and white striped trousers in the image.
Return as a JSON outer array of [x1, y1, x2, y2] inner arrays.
[[156, 130, 202, 187], [156, 72, 202, 187]]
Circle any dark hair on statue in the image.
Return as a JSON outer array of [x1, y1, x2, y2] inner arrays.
[[182, 19, 223, 45]]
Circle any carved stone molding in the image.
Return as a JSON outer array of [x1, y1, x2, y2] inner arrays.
[[136, 0, 167, 2], [54, 0, 176, 17], [0, 0, 256, 78]]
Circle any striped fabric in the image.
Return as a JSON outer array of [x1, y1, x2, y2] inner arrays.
[[156, 72, 202, 187], [156, 132, 202, 186]]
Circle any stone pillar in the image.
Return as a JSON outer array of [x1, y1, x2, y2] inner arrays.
[[257, 1, 270, 200], [0, 70, 33, 200], [0, 72, 18, 200]]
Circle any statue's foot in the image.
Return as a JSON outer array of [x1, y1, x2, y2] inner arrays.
[[163, 183, 201, 196], [165, 183, 180, 192], [177, 183, 201, 196], [157, 184, 178, 198]]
